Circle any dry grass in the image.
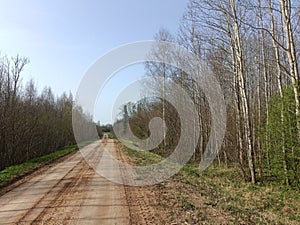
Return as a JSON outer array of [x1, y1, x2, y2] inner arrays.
[[122, 146, 300, 224]]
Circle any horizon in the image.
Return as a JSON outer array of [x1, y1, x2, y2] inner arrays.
[[0, 0, 188, 124]]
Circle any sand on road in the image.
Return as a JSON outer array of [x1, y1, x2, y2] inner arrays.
[[0, 140, 150, 225]]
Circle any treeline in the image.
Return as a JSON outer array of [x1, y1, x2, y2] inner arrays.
[[120, 0, 300, 186], [0, 55, 95, 170]]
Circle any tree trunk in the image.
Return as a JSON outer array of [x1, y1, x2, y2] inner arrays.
[[269, 0, 290, 185], [230, 0, 256, 183]]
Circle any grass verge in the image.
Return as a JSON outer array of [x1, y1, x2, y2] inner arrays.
[[121, 144, 163, 165], [0, 144, 78, 188], [121, 145, 300, 224]]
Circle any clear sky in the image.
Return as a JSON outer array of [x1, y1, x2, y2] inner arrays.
[[0, 0, 188, 124]]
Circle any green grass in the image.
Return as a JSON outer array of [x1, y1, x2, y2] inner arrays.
[[121, 145, 300, 224], [178, 196, 196, 210], [199, 165, 300, 224], [121, 145, 163, 165], [0, 145, 78, 187], [108, 133, 115, 139]]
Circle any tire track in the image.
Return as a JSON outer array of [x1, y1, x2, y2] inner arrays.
[[0, 152, 79, 202], [114, 140, 157, 225], [0, 140, 157, 224], [16, 158, 84, 224], [31, 161, 92, 224], [18, 144, 102, 224]]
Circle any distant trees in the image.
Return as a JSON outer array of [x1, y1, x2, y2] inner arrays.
[[0, 55, 93, 170], [118, 0, 300, 186], [116, 98, 181, 157]]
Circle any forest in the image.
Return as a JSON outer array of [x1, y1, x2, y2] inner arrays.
[[0, 55, 100, 171], [119, 0, 300, 187], [1, 0, 299, 188], [1, 0, 299, 224]]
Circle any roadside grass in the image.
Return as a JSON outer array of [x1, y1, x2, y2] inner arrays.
[[184, 164, 300, 224], [121, 145, 300, 224], [0, 144, 78, 188], [108, 133, 115, 139], [121, 144, 163, 165]]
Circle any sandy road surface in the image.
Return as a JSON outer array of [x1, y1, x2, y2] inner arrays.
[[0, 140, 135, 225]]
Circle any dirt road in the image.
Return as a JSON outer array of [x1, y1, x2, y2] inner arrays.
[[0, 140, 156, 225]]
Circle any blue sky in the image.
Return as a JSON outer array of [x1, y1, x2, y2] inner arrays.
[[0, 0, 188, 123]]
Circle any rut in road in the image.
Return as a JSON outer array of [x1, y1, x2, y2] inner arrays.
[[0, 140, 160, 225], [29, 160, 91, 224], [113, 140, 157, 225]]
